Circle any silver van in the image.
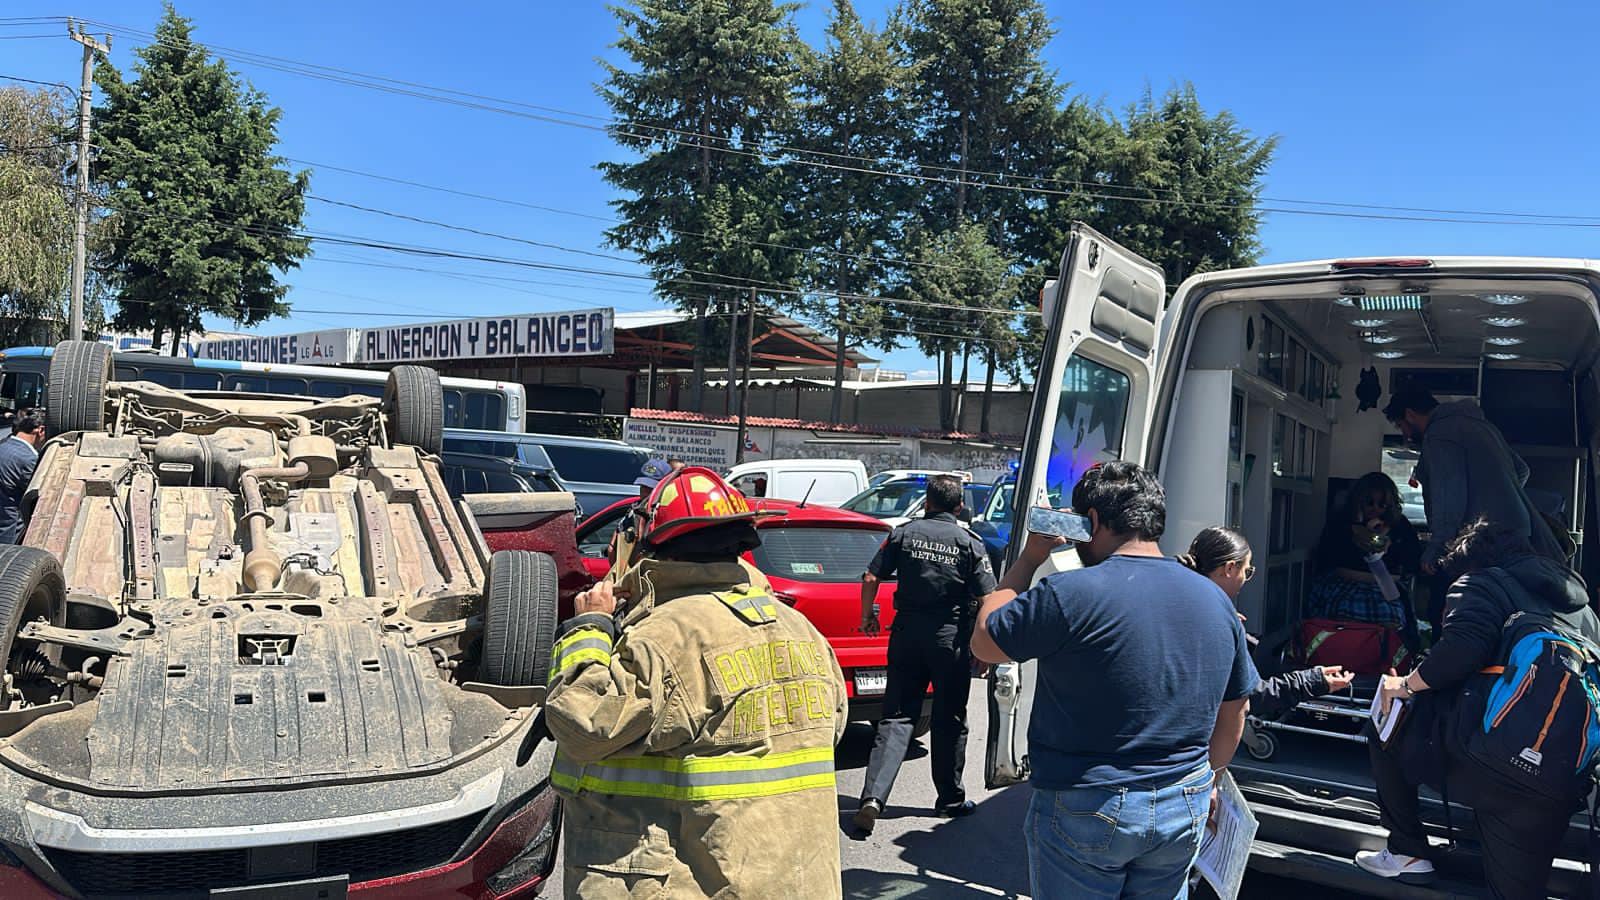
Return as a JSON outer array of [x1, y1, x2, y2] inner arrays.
[[990, 224, 1600, 896]]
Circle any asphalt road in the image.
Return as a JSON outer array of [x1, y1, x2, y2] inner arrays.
[[539, 688, 1347, 898]]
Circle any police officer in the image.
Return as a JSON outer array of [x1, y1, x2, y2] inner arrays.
[[854, 474, 996, 833], [545, 466, 849, 897]]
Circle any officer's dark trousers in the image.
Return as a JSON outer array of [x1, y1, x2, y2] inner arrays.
[[861, 619, 970, 808]]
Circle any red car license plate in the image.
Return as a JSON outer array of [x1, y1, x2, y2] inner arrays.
[[854, 669, 887, 696]]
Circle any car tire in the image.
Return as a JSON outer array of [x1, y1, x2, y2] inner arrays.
[[0, 546, 65, 709], [479, 550, 559, 687], [383, 365, 443, 454], [913, 714, 933, 739], [45, 340, 111, 434]]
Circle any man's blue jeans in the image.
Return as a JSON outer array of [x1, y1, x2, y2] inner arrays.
[[1024, 765, 1214, 900]]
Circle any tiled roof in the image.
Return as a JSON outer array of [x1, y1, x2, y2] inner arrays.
[[629, 408, 1022, 445]]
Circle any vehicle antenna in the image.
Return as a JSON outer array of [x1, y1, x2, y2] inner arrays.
[[798, 479, 817, 509]]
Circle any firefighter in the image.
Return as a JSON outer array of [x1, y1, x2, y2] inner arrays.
[[545, 466, 849, 898]]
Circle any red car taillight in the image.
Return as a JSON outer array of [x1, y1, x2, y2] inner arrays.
[[352, 787, 560, 898]]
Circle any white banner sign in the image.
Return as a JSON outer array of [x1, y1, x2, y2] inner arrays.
[[359, 309, 614, 363], [623, 419, 738, 469], [195, 329, 355, 366]]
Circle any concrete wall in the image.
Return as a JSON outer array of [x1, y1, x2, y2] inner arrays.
[[736, 425, 1018, 484], [639, 376, 1034, 437]]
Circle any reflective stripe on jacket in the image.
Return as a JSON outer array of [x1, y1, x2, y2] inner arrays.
[[545, 558, 847, 899]]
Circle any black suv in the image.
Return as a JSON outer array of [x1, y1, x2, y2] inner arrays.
[[440, 450, 580, 517]]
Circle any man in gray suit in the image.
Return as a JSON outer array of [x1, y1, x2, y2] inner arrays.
[[0, 414, 45, 544]]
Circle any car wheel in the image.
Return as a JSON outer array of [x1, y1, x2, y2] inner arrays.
[[479, 550, 559, 687], [913, 714, 932, 739], [383, 365, 443, 454], [0, 546, 65, 710], [45, 340, 110, 434]]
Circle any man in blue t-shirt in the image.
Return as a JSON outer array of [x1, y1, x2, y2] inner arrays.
[[972, 462, 1257, 899]]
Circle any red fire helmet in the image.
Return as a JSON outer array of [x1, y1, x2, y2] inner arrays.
[[639, 466, 784, 547]]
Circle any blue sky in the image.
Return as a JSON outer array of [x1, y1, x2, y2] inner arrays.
[[5, 1, 1599, 379]]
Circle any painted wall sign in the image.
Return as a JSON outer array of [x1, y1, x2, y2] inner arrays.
[[195, 329, 355, 366], [623, 419, 738, 469], [359, 309, 614, 363]]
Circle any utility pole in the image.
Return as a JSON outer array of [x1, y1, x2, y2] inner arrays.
[[68, 21, 110, 343], [735, 289, 756, 464]]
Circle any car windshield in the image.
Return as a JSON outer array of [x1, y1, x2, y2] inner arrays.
[[984, 481, 1015, 524], [841, 479, 928, 518], [542, 444, 648, 485], [750, 526, 887, 584]]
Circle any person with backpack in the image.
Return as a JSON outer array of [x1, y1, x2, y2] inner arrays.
[[1356, 518, 1600, 898]]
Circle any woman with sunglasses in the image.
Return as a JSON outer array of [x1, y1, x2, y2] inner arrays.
[[1179, 526, 1353, 718]]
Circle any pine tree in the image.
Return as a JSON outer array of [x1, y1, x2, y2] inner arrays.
[[892, 0, 1062, 419], [791, 0, 915, 423], [1098, 85, 1277, 287], [899, 224, 1013, 431], [93, 6, 309, 353], [600, 0, 805, 410]]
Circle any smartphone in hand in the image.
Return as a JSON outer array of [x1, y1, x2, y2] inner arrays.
[[1025, 506, 1093, 543]]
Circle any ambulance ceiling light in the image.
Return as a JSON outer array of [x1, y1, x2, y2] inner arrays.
[[1350, 318, 1389, 328], [1483, 316, 1526, 328], [1486, 352, 1521, 360], [1484, 336, 1523, 346], [1363, 334, 1400, 345], [1374, 350, 1406, 359], [1358, 295, 1428, 312], [1481, 294, 1529, 306]]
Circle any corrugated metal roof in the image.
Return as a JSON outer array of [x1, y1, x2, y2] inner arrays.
[[630, 407, 1021, 445], [615, 309, 877, 365]]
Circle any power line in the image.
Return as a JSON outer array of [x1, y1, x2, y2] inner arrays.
[[71, 17, 1600, 226], [92, 187, 1042, 320], [0, 73, 74, 92]]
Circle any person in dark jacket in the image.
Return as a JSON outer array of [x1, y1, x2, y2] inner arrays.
[[0, 413, 43, 544], [1384, 385, 1566, 631], [1179, 527, 1353, 719], [853, 474, 996, 833], [1357, 518, 1600, 896]]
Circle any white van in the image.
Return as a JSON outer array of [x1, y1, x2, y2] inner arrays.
[[989, 224, 1598, 896], [725, 459, 868, 506]]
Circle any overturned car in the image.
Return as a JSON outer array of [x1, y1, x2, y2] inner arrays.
[[0, 342, 565, 899]]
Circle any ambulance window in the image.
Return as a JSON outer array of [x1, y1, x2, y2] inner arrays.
[[1044, 355, 1130, 506]]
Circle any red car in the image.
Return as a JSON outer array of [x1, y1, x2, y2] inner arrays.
[[575, 498, 930, 728]]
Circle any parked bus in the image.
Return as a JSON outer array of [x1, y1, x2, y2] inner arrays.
[[0, 346, 526, 432]]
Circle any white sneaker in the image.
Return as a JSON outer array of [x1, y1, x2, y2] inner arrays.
[[1354, 847, 1437, 884]]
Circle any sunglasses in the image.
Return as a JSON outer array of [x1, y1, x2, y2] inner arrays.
[[1237, 563, 1257, 581]]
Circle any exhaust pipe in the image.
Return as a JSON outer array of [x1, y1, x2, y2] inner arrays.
[[240, 462, 311, 592]]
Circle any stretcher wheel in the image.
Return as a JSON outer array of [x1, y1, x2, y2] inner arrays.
[[1244, 727, 1279, 761]]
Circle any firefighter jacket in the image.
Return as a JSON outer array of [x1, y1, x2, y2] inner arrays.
[[545, 558, 848, 899]]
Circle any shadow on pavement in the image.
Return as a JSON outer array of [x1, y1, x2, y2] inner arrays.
[[841, 784, 1034, 898], [833, 721, 928, 771]]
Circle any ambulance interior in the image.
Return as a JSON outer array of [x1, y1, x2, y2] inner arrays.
[[1150, 278, 1600, 883]]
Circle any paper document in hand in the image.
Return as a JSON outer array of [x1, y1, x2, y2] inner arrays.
[[1370, 690, 1406, 743], [1194, 770, 1257, 900]]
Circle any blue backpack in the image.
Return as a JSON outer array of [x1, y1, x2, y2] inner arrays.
[[1460, 586, 1600, 803]]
